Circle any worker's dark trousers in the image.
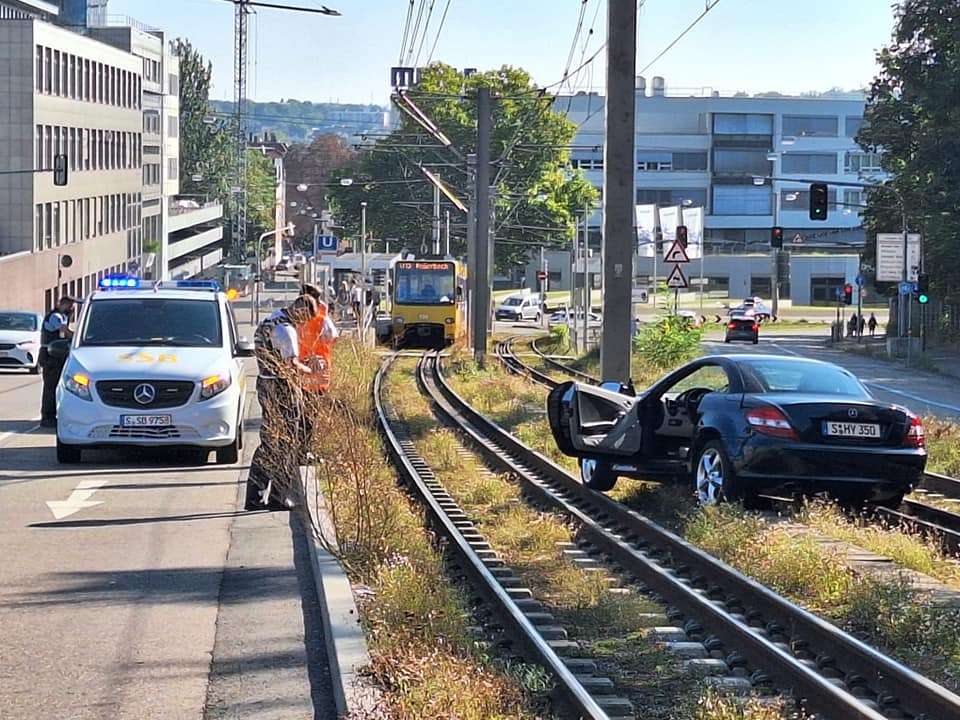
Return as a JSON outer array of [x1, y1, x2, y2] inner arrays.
[[40, 357, 65, 423], [246, 377, 302, 510]]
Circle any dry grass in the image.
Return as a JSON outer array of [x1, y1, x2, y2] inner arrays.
[[683, 503, 960, 692], [923, 416, 960, 478], [301, 341, 547, 719]]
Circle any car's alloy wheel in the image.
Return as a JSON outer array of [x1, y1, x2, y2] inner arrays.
[[695, 440, 738, 504], [580, 457, 617, 491]]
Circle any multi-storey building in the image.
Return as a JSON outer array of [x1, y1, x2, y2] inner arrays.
[[531, 80, 875, 304], [0, 8, 144, 310]]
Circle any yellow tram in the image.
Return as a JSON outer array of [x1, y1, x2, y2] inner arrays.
[[390, 256, 466, 348]]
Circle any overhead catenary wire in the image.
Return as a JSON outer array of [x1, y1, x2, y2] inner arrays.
[[405, 0, 428, 66], [398, 0, 416, 64], [424, 0, 452, 66], [412, 0, 436, 68]]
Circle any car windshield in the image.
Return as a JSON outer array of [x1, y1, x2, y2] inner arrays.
[[80, 298, 222, 347], [0, 312, 37, 331], [739, 359, 868, 397], [504, 297, 523, 306]]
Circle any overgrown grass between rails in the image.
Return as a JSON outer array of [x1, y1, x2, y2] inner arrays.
[[393, 353, 790, 719], [922, 416, 960, 477], [684, 503, 960, 692], [303, 340, 545, 719]]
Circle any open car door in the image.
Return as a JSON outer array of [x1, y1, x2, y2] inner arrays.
[[547, 381, 643, 458]]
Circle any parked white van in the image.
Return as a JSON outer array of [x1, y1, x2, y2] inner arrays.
[[494, 292, 542, 322]]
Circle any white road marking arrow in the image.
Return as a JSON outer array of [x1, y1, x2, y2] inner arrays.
[[46, 480, 108, 520]]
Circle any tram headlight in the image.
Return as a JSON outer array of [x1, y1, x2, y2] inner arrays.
[[393, 316, 405, 324], [444, 317, 455, 324]]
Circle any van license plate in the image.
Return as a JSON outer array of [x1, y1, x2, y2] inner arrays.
[[121, 415, 172, 427]]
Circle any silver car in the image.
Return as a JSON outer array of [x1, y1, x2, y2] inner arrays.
[[0, 311, 43, 373]]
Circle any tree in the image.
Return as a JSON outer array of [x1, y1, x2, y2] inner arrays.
[[326, 63, 597, 272], [245, 148, 277, 249], [858, 0, 960, 299], [174, 39, 233, 210], [284, 134, 357, 238]]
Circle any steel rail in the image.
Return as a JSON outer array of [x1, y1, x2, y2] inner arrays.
[[432, 352, 960, 720], [373, 353, 615, 720]]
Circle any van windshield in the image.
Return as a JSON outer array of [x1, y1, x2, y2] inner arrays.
[[81, 298, 222, 347], [504, 297, 524, 306]]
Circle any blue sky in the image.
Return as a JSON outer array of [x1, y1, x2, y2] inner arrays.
[[106, 0, 898, 105]]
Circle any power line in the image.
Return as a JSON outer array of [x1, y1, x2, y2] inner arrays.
[[637, 0, 721, 76], [398, 0, 415, 64], [560, 1, 589, 95], [412, 0, 436, 68], [425, 0, 452, 66], [405, 0, 427, 66]]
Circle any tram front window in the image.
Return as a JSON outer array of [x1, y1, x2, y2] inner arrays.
[[395, 267, 456, 305]]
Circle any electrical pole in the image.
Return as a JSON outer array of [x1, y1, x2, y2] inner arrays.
[[466, 154, 476, 346], [600, 0, 637, 384], [445, 209, 450, 256], [432, 180, 441, 254], [473, 88, 492, 367], [231, 0, 250, 261]]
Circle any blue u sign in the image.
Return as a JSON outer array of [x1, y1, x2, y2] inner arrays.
[[316, 235, 338, 251]]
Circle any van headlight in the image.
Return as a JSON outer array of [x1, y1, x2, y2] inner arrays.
[[199, 372, 232, 400], [65, 372, 92, 401]]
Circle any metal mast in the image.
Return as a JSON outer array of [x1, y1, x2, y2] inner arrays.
[[229, 0, 342, 261], [232, 0, 251, 260]]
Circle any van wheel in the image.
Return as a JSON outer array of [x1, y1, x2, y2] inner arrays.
[[535, 312, 542, 324], [216, 435, 240, 464], [56, 439, 82, 464], [580, 458, 617, 491]]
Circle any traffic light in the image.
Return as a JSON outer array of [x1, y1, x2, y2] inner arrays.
[[809, 182, 828, 221], [771, 226, 783, 249], [917, 274, 930, 304], [843, 284, 853, 305], [53, 154, 68, 186], [676, 224, 688, 248]]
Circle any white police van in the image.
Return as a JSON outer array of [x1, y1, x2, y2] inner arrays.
[[55, 276, 254, 464]]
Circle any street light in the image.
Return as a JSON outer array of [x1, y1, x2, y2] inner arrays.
[[252, 223, 294, 325]]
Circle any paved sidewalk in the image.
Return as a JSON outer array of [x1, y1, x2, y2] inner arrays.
[[834, 333, 960, 380]]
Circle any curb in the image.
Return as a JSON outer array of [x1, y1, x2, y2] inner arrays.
[[300, 466, 379, 718]]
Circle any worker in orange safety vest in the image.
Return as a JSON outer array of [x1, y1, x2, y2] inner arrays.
[[299, 283, 339, 393]]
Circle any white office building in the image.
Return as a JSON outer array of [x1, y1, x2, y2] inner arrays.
[[0, 9, 144, 311], [539, 81, 877, 304]]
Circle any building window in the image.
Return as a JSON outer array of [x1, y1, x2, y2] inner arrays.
[[167, 115, 178, 138], [52, 202, 60, 246], [713, 113, 773, 135], [69, 54, 76, 98], [712, 185, 771, 215], [43, 47, 51, 93], [69, 127, 76, 170], [44, 125, 52, 168], [713, 148, 770, 175], [35, 204, 43, 251], [35, 125, 42, 168], [571, 158, 603, 170], [44, 203, 52, 248], [844, 151, 882, 174], [782, 115, 838, 138], [781, 153, 837, 174], [52, 50, 60, 95], [35, 45, 43, 91], [845, 116, 864, 137], [168, 73, 179, 96], [672, 152, 708, 171], [168, 158, 179, 180]]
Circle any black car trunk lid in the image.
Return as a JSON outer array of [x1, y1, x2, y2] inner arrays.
[[748, 394, 909, 446]]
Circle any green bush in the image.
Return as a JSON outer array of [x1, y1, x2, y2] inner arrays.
[[633, 315, 703, 369], [549, 322, 570, 348]]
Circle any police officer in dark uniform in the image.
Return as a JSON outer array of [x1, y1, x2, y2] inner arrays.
[[39, 295, 77, 428], [245, 293, 317, 510]]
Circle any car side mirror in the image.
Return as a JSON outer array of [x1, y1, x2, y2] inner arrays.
[[234, 338, 255, 357], [47, 338, 71, 360]]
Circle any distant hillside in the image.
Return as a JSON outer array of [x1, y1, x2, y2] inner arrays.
[[210, 99, 396, 143]]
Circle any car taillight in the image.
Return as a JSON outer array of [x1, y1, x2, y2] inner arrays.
[[727, 322, 736, 329], [903, 413, 925, 447], [752, 324, 759, 331], [746, 406, 797, 439]]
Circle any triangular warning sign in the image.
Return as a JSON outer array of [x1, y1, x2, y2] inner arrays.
[[665, 264, 688, 289], [663, 241, 690, 263]]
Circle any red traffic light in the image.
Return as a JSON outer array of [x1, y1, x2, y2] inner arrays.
[[843, 284, 853, 305], [844, 284, 852, 293]]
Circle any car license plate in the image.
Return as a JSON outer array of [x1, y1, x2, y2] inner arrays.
[[121, 414, 172, 427], [822, 421, 880, 438]]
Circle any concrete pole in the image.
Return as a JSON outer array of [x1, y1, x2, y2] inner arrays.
[[473, 88, 492, 367], [445, 209, 450, 256], [432, 181, 441, 255], [600, 0, 637, 383], [360, 202, 367, 344], [466, 154, 476, 347], [581, 203, 588, 354], [771, 187, 780, 319]]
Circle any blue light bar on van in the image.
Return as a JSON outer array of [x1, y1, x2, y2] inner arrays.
[[174, 280, 220, 290], [99, 276, 139, 289]]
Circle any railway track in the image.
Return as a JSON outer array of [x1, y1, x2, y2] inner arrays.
[[410, 348, 960, 719]]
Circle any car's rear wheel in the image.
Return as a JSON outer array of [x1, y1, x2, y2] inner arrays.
[[694, 440, 741, 504], [580, 457, 617, 491], [56, 438, 82, 464]]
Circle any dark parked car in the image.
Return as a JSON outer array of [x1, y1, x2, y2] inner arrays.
[[725, 313, 759, 343], [546, 355, 926, 507]]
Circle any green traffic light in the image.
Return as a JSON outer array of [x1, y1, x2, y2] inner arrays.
[[918, 293, 929, 304]]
